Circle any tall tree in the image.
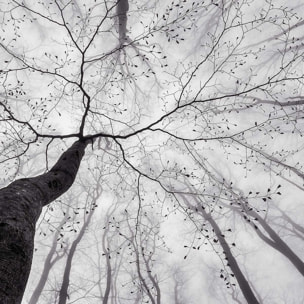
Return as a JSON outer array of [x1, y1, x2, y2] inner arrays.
[[0, 0, 304, 303], [0, 140, 88, 303]]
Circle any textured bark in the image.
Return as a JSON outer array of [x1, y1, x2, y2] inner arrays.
[[0, 140, 88, 304]]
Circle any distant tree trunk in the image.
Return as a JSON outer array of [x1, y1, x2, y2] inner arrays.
[[222, 200, 304, 277], [246, 208, 304, 277], [101, 227, 112, 304], [58, 202, 95, 304], [0, 140, 88, 304], [201, 210, 259, 304], [28, 213, 69, 304], [180, 194, 260, 304], [276, 207, 304, 235], [116, 0, 129, 43], [140, 246, 161, 304]]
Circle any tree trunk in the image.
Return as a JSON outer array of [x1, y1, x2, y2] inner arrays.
[[0, 140, 88, 304], [247, 209, 304, 277], [202, 210, 260, 304], [117, 0, 129, 43], [28, 212, 69, 304], [58, 202, 95, 304], [101, 228, 112, 304], [222, 201, 304, 277], [180, 193, 260, 304]]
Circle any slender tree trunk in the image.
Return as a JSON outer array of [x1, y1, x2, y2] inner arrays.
[[173, 282, 180, 304], [124, 220, 156, 304], [247, 209, 304, 276], [222, 201, 304, 277], [0, 140, 88, 304], [141, 248, 161, 304], [58, 204, 94, 304], [134, 246, 155, 304], [28, 213, 68, 304], [101, 230, 112, 304], [180, 194, 260, 304], [202, 210, 259, 304], [278, 208, 304, 234]]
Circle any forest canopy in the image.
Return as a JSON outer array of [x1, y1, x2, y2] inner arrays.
[[0, 0, 304, 303]]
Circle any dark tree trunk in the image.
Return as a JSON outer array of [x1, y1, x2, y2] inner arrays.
[[0, 140, 88, 304], [116, 0, 129, 43]]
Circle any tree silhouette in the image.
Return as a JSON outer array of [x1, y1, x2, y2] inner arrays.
[[1, 0, 304, 303]]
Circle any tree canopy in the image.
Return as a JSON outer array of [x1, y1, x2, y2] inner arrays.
[[0, 0, 304, 303]]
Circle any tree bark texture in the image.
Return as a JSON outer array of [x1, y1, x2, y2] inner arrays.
[[0, 140, 88, 304]]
